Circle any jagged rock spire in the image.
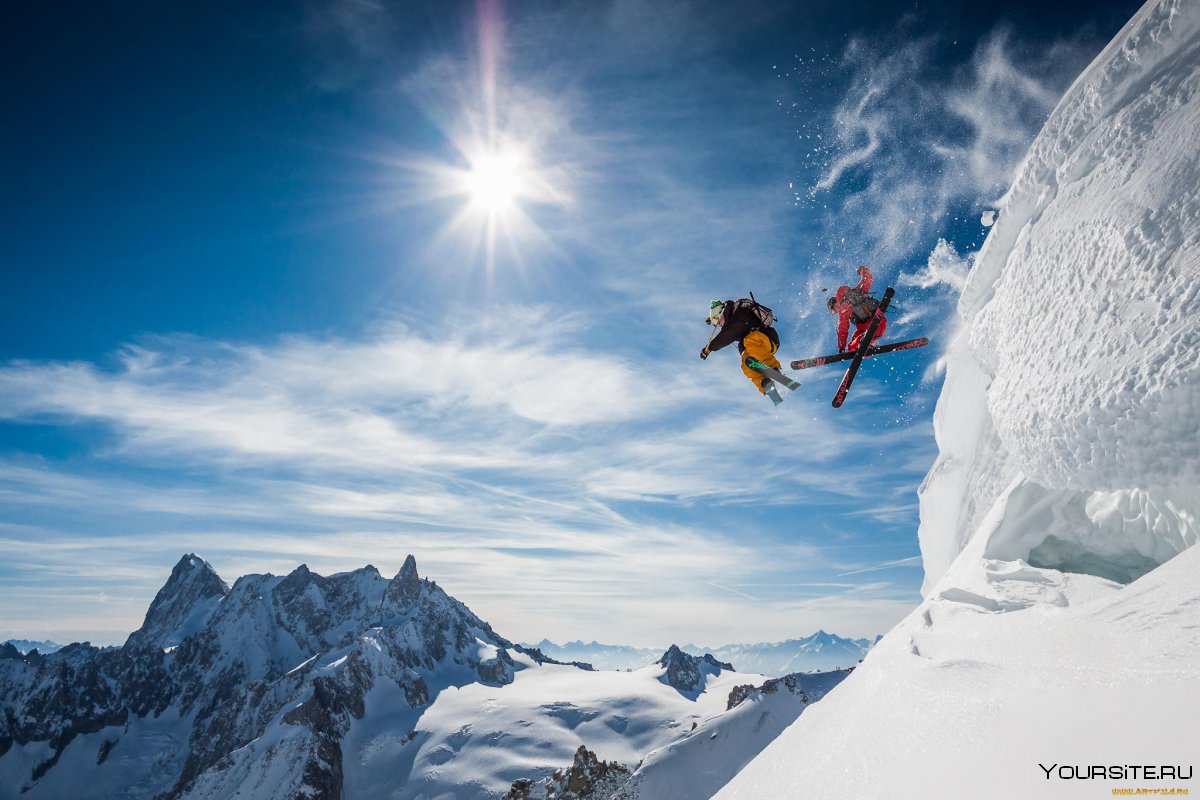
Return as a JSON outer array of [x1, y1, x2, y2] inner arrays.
[[382, 555, 422, 613]]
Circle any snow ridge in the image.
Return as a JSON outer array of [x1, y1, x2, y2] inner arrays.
[[920, 0, 1200, 590]]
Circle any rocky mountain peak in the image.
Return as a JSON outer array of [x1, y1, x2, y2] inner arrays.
[[3, 554, 536, 799], [382, 554, 422, 612], [126, 554, 229, 650], [503, 745, 632, 800], [275, 563, 328, 604], [656, 645, 733, 694], [397, 554, 420, 593]]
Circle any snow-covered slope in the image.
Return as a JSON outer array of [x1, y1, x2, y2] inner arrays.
[[719, 545, 1200, 799], [719, 0, 1200, 797], [501, 668, 852, 800], [344, 645, 760, 800], [623, 669, 850, 799]]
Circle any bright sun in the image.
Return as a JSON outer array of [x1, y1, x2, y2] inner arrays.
[[464, 151, 524, 215]]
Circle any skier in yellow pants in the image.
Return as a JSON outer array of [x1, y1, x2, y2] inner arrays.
[[700, 298, 784, 399]]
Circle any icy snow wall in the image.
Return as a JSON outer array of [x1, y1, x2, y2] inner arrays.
[[919, 0, 1200, 591]]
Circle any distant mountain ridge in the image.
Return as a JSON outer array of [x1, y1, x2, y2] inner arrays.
[[0, 640, 62, 656], [531, 631, 876, 676]]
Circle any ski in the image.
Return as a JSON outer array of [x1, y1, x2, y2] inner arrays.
[[791, 337, 928, 370], [832, 287, 894, 408], [764, 382, 784, 406], [746, 359, 801, 391]]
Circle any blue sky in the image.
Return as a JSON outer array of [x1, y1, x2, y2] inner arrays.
[[0, 0, 1140, 647]]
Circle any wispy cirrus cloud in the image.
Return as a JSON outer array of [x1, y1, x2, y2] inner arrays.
[[799, 26, 1096, 274], [0, 311, 668, 456], [0, 306, 930, 507]]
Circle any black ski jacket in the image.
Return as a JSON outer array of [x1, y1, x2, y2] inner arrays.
[[708, 300, 780, 354]]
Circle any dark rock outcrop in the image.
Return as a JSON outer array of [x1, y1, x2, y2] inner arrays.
[[726, 667, 855, 710], [656, 645, 733, 694], [502, 745, 633, 800]]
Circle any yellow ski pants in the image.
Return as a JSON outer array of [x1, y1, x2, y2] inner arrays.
[[739, 331, 782, 394]]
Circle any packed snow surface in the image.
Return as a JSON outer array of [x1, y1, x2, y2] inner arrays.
[[625, 670, 849, 799], [919, 0, 1200, 590], [717, 544, 1200, 800], [721, 0, 1200, 797]]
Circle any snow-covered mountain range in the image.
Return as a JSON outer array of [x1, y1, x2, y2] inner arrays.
[[530, 631, 875, 675], [719, 1, 1200, 797], [0, 554, 847, 799]]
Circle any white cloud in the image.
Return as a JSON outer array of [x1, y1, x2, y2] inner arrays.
[[0, 313, 671, 466], [1, 305, 934, 510]]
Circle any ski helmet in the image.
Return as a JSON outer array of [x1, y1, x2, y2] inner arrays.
[[826, 296, 838, 312], [707, 300, 725, 326]]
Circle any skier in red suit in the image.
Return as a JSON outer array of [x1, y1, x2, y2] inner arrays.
[[827, 265, 887, 353]]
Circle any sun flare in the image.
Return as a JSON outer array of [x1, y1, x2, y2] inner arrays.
[[465, 151, 524, 214]]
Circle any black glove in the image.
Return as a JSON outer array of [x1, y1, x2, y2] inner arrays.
[[700, 347, 710, 360]]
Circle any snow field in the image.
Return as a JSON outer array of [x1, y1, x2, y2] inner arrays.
[[343, 659, 765, 799]]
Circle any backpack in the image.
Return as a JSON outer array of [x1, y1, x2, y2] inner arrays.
[[733, 296, 777, 330], [843, 288, 879, 324]]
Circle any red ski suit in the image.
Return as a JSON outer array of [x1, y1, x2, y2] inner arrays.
[[833, 266, 887, 352]]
